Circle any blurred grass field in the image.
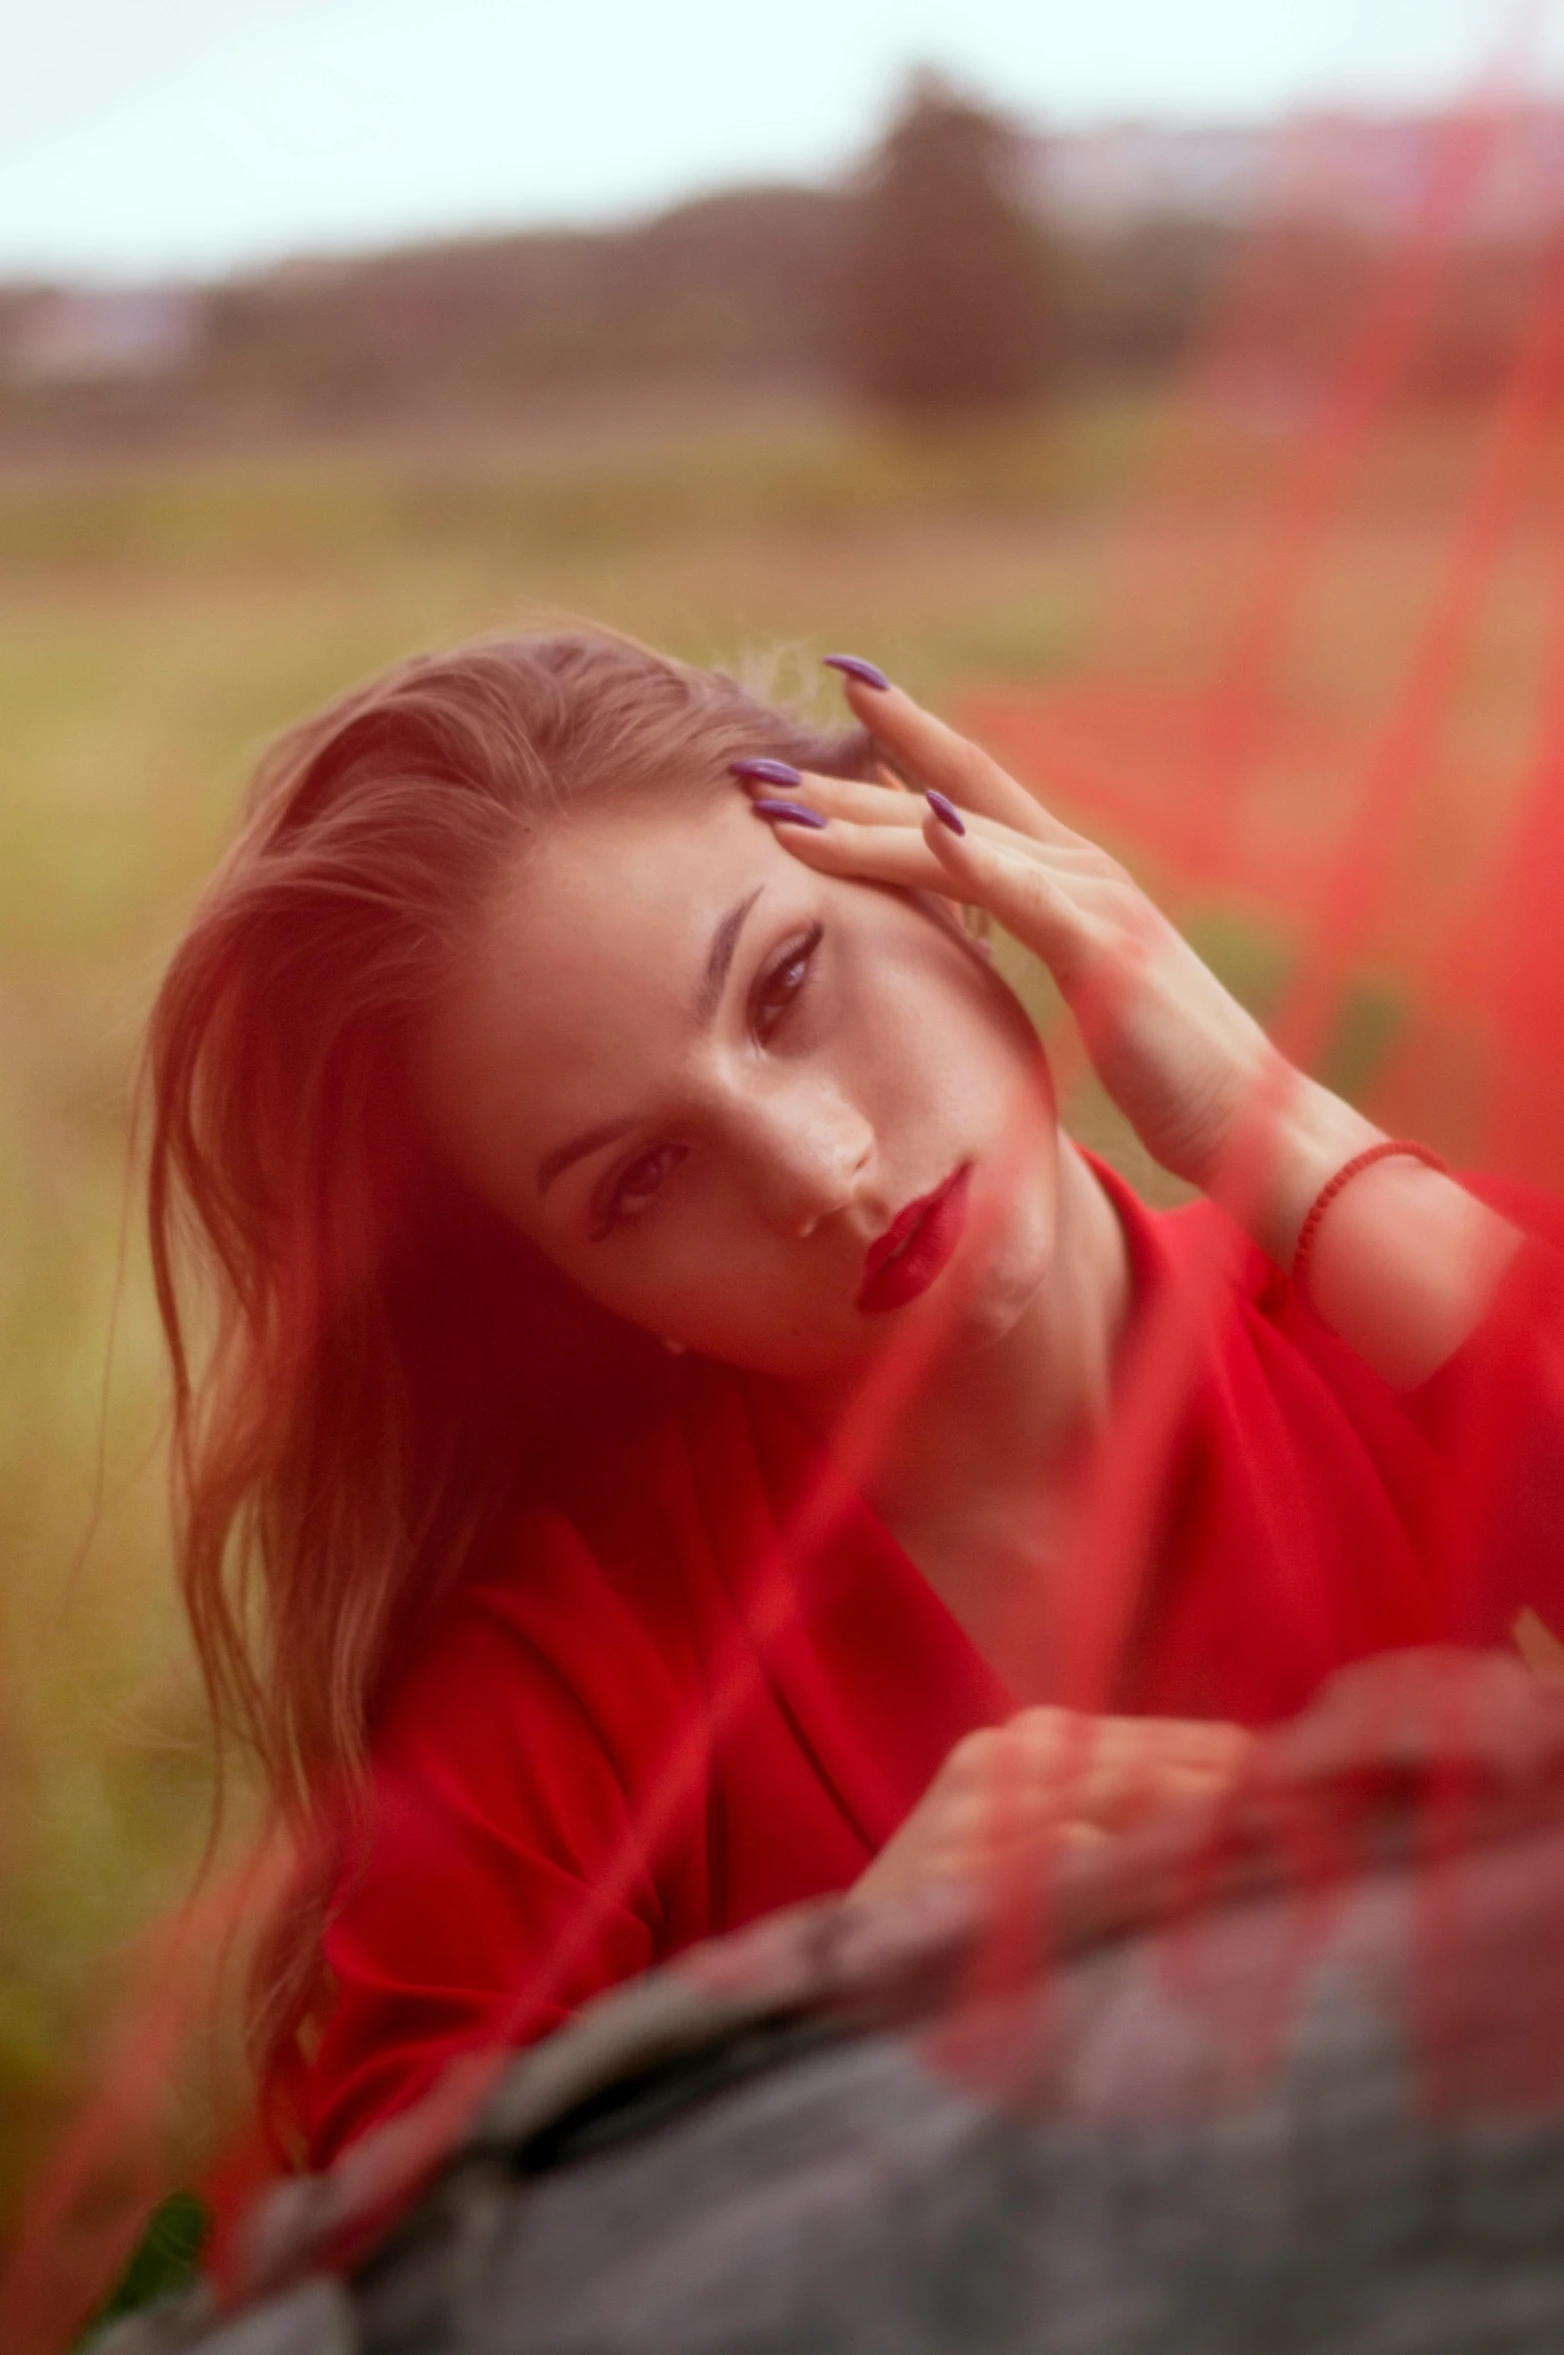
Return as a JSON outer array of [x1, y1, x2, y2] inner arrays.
[[0, 386, 1545, 2234]]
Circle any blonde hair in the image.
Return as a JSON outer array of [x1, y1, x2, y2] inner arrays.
[[144, 626, 874, 2128]]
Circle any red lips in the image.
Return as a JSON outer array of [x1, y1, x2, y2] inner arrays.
[[856, 1165, 972, 1314]]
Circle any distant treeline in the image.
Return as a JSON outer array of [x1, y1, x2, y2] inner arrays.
[[0, 189, 1232, 448], [0, 82, 1237, 452], [0, 81, 1553, 454]]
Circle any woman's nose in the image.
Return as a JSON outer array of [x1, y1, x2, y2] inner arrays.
[[735, 1083, 873, 1240]]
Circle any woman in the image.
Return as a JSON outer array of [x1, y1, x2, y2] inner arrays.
[[147, 628, 1556, 2169]]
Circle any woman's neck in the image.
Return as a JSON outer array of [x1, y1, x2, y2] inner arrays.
[[794, 1141, 1134, 1661]]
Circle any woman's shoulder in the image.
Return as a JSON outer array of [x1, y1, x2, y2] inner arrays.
[[1084, 1149, 1272, 1309]]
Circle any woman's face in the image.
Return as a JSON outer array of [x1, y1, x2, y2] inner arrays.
[[416, 788, 1060, 1383]]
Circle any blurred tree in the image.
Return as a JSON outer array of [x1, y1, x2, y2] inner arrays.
[[1056, 216, 1229, 384], [842, 73, 1057, 417]]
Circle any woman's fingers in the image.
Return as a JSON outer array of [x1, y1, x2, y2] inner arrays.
[[744, 767, 1111, 869], [750, 780, 1108, 979], [853, 1708, 1251, 1904], [756, 807, 958, 895], [747, 770, 927, 830], [829, 669, 1085, 847], [920, 821, 1105, 983], [753, 796, 1122, 1004], [956, 1707, 1252, 1836]]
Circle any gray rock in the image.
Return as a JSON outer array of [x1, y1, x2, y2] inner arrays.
[[128, 1653, 1564, 2353]]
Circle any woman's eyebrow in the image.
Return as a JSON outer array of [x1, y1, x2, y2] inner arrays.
[[536, 886, 768, 1198], [693, 885, 765, 1026]]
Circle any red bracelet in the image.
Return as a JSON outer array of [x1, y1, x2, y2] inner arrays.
[[1291, 1139, 1451, 1301]]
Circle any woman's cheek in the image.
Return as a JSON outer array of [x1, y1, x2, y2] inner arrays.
[[598, 1202, 770, 1347]]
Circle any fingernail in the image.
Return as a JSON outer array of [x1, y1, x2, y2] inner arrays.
[[926, 790, 966, 837], [730, 757, 803, 789], [822, 653, 891, 692], [751, 798, 828, 831]]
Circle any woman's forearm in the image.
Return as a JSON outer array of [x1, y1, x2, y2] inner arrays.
[[1249, 1074, 1523, 1391]]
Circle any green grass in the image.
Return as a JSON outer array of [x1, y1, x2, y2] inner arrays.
[[75, 2192, 207, 2348]]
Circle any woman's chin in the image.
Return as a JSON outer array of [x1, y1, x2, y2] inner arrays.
[[942, 1249, 1052, 1358], [936, 1174, 1057, 1356]]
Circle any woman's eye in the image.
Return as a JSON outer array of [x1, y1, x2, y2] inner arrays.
[[752, 923, 823, 1044], [593, 1143, 686, 1239]]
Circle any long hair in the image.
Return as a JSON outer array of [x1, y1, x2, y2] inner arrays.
[[144, 627, 875, 2121]]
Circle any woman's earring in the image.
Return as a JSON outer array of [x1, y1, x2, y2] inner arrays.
[[662, 1337, 687, 1356]]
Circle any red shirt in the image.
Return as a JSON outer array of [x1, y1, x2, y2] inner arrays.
[[300, 1162, 1564, 2164]]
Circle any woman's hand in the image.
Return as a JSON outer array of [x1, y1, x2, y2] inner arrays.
[[852, 1707, 1252, 1907], [745, 667, 1522, 1385], [742, 675, 1284, 1197]]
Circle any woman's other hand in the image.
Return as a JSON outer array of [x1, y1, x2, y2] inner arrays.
[[851, 1707, 1252, 1908]]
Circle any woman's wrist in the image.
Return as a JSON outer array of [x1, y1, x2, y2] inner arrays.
[[1291, 1138, 1452, 1302], [1220, 1071, 1521, 1386], [1227, 1071, 1384, 1271]]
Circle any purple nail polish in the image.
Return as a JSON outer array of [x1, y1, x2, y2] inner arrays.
[[730, 757, 803, 789], [751, 798, 828, 831], [926, 790, 966, 837], [822, 653, 891, 692]]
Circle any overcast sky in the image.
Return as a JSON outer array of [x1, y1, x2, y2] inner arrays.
[[0, 0, 1553, 283]]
